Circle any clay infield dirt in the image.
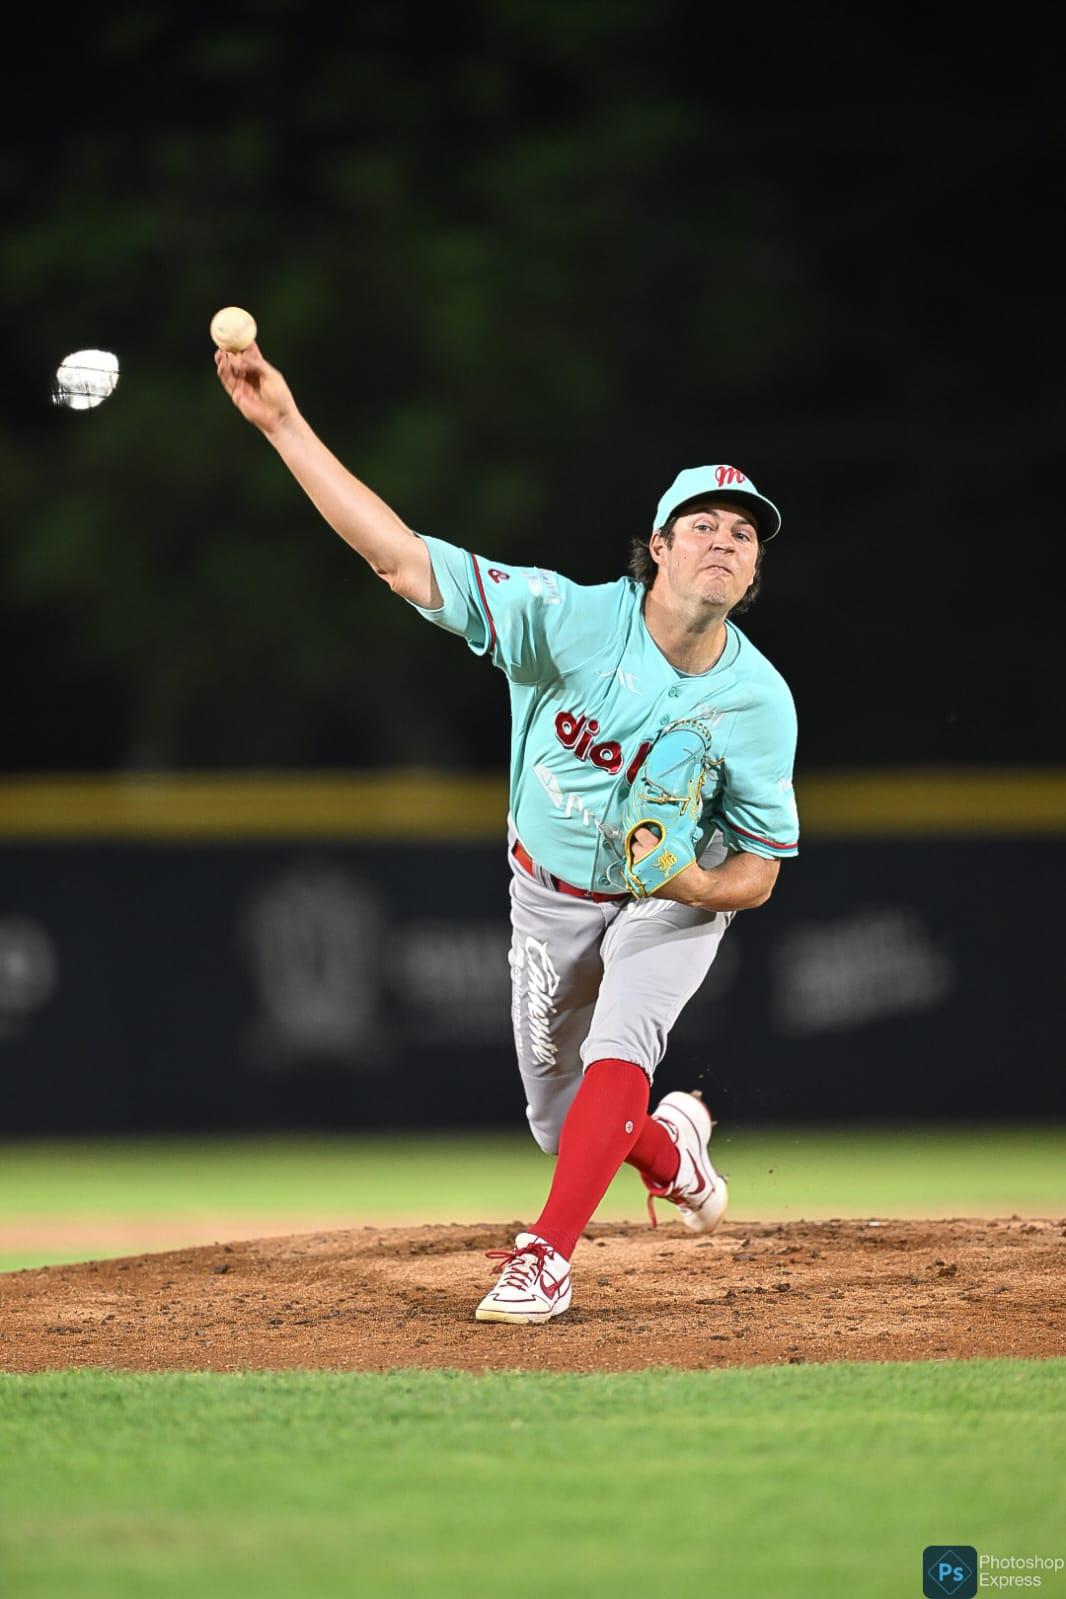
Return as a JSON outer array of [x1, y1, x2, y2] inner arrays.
[[2, 1217, 1063, 1372]]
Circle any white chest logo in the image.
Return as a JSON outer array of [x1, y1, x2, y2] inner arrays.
[[597, 668, 640, 692]]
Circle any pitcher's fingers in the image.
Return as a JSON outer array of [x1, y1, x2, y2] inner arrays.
[[215, 354, 237, 391], [235, 340, 268, 373], [223, 350, 261, 386], [629, 824, 663, 863]]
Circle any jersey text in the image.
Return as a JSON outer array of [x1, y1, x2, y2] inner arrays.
[[555, 709, 653, 782]]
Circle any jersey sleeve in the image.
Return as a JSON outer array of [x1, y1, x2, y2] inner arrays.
[[714, 680, 800, 859], [406, 533, 622, 683], [405, 536, 489, 651]]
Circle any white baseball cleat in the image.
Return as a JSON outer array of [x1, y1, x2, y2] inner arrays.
[[475, 1232, 573, 1324], [642, 1090, 729, 1234]]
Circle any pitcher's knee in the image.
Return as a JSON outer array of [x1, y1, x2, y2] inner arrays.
[[582, 1031, 664, 1078], [525, 1105, 562, 1155]]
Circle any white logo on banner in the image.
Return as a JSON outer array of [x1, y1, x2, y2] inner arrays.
[[391, 922, 509, 1039], [0, 917, 57, 1033], [244, 865, 381, 1064], [772, 908, 953, 1035]]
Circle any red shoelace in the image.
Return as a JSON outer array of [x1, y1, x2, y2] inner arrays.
[[644, 1185, 678, 1228], [644, 1167, 706, 1228], [485, 1241, 553, 1287]]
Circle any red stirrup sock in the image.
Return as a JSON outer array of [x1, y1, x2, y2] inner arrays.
[[531, 1058, 650, 1261], [625, 1113, 682, 1190]]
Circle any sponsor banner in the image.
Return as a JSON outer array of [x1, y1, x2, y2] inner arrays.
[[0, 839, 1060, 1131]]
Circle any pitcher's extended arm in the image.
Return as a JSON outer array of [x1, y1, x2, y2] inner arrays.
[[215, 343, 439, 608]]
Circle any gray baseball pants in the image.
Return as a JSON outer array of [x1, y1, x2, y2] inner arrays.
[[507, 823, 734, 1153]]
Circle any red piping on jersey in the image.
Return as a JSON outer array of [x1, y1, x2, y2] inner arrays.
[[470, 555, 497, 653], [727, 822, 799, 852]]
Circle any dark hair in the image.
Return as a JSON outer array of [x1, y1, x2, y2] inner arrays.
[[628, 513, 765, 614]]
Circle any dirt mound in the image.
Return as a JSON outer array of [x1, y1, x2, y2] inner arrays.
[[2, 1217, 1063, 1373]]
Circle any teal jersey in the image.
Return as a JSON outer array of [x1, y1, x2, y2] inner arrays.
[[409, 535, 799, 893]]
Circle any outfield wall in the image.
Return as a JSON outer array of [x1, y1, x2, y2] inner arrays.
[[1, 771, 1063, 1132]]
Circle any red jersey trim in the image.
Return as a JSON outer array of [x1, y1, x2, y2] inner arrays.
[[469, 554, 498, 653], [726, 822, 799, 852]]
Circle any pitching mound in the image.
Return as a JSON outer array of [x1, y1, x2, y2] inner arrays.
[[2, 1218, 1063, 1373]]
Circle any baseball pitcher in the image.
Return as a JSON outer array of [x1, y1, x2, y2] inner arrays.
[[216, 340, 798, 1325]]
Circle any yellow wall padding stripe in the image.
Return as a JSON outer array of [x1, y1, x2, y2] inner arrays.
[[0, 768, 1063, 842], [797, 768, 1066, 836], [0, 772, 504, 841]]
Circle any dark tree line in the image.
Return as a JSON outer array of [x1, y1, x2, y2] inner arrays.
[[3, 4, 1061, 771]]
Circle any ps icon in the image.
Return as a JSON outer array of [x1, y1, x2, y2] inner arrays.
[[923, 1546, 978, 1598]]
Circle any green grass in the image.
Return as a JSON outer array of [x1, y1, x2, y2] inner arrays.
[[1, 1124, 1063, 1271], [1, 1361, 1063, 1599]]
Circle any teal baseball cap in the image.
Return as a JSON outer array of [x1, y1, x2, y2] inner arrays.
[[654, 465, 781, 540]]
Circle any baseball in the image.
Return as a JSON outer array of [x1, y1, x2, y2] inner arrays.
[[53, 349, 120, 410], [210, 306, 257, 353]]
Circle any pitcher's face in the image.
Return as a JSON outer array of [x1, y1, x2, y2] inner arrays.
[[650, 500, 760, 611]]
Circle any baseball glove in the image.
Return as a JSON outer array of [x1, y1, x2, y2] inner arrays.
[[622, 717, 722, 897]]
